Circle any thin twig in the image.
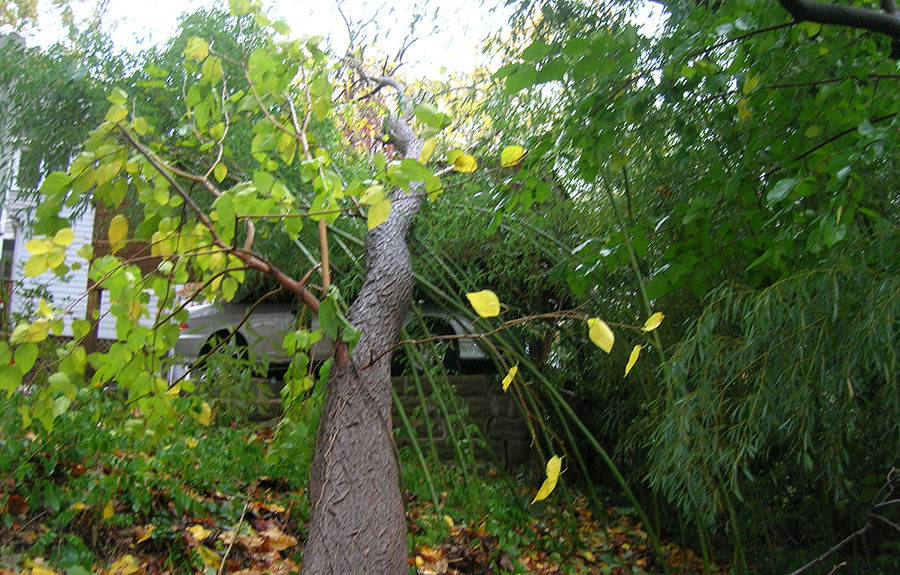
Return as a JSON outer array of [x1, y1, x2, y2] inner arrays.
[[218, 497, 250, 575], [358, 309, 642, 370]]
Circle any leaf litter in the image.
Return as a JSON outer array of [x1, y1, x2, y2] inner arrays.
[[0, 427, 728, 575]]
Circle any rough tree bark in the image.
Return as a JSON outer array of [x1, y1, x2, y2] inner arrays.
[[300, 107, 424, 575]]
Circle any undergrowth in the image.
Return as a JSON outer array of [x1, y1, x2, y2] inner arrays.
[[0, 389, 721, 575]]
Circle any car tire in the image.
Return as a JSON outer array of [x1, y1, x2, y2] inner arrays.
[[194, 330, 250, 381], [394, 317, 460, 375]]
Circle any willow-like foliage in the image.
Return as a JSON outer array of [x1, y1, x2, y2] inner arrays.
[[649, 266, 900, 527]]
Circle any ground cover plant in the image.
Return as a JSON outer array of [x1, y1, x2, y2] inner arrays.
[[0, 386, 727, 575]]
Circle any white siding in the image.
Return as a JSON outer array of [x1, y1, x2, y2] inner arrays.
[[10, 202, 95, 337], [8, 200, 161, 340]]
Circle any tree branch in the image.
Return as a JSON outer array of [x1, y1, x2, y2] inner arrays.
[[778, 0, 900, 40], [115, 123, 321, 313]]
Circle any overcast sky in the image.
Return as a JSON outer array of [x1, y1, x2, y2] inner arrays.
[[22, 0, 510, 77]]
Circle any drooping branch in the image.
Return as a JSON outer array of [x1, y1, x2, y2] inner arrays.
[[787, 468, 900, 575], [778, 0, 900, 40], [115, 123, 321, 314]]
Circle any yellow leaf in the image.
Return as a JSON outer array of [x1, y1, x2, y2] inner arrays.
[[641, 312, 665, 332], [39, 299, 53, 319], [466, 290, 500, 318], [32, 567, 60, 575], [184, 36, 209, 61], [737, 98, 752, 122], [360, 185, 384, 206], [52, 227, 75, 246], [185, 437, 199, 448], [545, 454, 562, 481], [105, 554, 141, 575], [195, 545, 220, 568], [625, 345, 642, 377], [24, 255, 49, 277], [108, 215, 128, 254], [260, 525, 297, 551], [132, 116, 148, 136], [187, 524, 213, 541], [367, 198, 391, 229], [419, 139, 437, 164], [128, 299, 143, 321], [103, 500, 115, 520], [46, 246, 65, 270], [192, 401, 213, 426], [452, 153, 477, 173], [502, 364, 518, 392], [742, 75, 760, 95], [443, 515, 455, 527], [587, 318, 614, 353], [25, 237, 54, 255], [581, 550, 597, 563], [136, 524, 155, 543], [532, 476, 557, 504], [70, 502, 87, 511], [500, 145, 525, 167], [105, 104, 128, 123], [532, 455, 563, 503]]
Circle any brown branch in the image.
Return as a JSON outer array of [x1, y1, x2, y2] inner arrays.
[[292, 69, 331, 293], [115, 123, 321, 313], [358, 310, 639, 370], [787, 469, 900, 575], [117, 124, 216, 229]]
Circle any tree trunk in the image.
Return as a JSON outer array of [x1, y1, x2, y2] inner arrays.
[[300, 116, 423, 575]]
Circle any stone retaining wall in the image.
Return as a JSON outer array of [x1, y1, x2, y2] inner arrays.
[[392, 374, 534, 471]]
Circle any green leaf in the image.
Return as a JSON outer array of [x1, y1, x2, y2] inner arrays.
[[413, 103, 439, 125], [521, 41, 552, 62], [742, 75, 761, 95], [360, 185, 384, 206], [52, 396, 71, 418], [253, 170, 275, 195], [39, 172, 71, 197], [766, 178, 798, 205], [229, 0, 252, 15], [108, 87, 128, 105], [399, 158, 432, 181], [0, 365, 22, 395], [318, 298, 340, 341], [14, 343, 39, 373], [201, 56, 224, 86], [272, 20, 291, 35], [214, 162, 227, 183], [505, 63, 538, 93]]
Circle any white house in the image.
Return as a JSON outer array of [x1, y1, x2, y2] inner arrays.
[[1, 32, 160, 343]]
